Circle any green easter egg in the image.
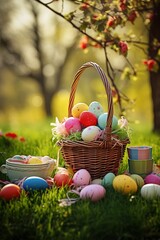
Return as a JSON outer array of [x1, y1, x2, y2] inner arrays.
[[102, 172, 115, 188]]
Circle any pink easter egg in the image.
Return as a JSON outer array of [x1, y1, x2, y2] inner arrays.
[[144, 174, 160, 185], [64, 117, 82, 134], [79, 111, 97, 127], [80, 184, 106, 202], [73, 169, 91, 187]]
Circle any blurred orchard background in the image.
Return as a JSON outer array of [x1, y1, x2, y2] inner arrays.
[[0, 0, 159, 133]]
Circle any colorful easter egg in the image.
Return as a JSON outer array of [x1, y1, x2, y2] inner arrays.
[[64, 117, 82, 134], [0, 184, 21, 201], [144, 174, 160, 185], [80, 184, 106, 202], [141, 184, 160, 199], [72, 103, 89, 118], [73, 169, 91, 187], [81, 126, 101, 142], [130, 174, 144, 188], [54, 173, 73, 187], [79, 111, 97, 127], [102, 172, 115, 188], [28, 157, 42, 164], [113, 174, 138, 194], [88, 101, 104, 117], [98, 113, 118, 130], [23, 176, 49, 191]]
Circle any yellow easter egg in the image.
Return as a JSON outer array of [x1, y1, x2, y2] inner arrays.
[[113, 174, 138, 194], [71, 103, 89, 118], [28, 157, 42, 164]]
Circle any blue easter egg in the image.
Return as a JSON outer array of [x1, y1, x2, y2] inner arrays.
[[98, 113, 118, 130], [23, 176, 49, 191]]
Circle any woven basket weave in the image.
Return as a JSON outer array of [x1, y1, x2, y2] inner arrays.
[[58, 62, 130, 179]]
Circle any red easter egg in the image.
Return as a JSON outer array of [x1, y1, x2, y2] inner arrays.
[[0, 184, 21, 201], [54, 173, 73, 187], [79, 111, 97, 127]]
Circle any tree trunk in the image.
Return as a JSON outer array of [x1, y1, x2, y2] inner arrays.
[[149, 2, 160, 132]]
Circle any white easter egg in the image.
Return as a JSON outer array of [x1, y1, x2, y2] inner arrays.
[[80, 184, 106, 202], [88, 101, 104, 117], [81, 126, 102, 141], [141, 184, 160, 200]]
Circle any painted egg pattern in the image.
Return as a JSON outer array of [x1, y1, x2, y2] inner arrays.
[[23, 176, 49, 191], [64, 117, 81, 134], [73, 169, 91, 187], [80, 184, 106, 202], [81, 126, 101, 141], [113, 175, 138, 194], [88, 101, 104, 117], [79, 111, 97, 127], [71, 103, 89, 118], [141, 184, 160, 199]]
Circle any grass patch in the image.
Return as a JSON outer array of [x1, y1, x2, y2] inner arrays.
[[0, 121, 160, 240]]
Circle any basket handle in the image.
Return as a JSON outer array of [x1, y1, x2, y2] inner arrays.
[[68, 62, 113, 142]]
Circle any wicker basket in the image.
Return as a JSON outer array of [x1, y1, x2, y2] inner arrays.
[[58, 62, 130, 179]]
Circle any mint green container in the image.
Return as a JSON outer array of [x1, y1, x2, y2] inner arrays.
[[128, 159, 153, 177]]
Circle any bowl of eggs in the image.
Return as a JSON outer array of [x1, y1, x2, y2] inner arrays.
[[0, 155, 56, 182]]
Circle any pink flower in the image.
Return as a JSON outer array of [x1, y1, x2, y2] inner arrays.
[[119, 41, 128, 56], [51, 117, 68, 137]]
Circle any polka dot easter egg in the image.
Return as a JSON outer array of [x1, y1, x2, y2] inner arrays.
[[71, 103, 89, 118], [81, 126, 102, 141], [113, 174, 138, 195], [73, 169, 91, 187], [88, 101, 104, 117]]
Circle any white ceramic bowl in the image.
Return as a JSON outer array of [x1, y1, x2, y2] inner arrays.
[[0, 158, 56, 182]]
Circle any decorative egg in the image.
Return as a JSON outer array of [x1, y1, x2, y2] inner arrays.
[[64, 117, 82, 134], [113, 174, 138, 194], [88, 101, 104, 117], [81, 126, 101, 142], [141, 184, 160, 200], [79, 111, 97, 127], [54, 173, 73, 187], [130, 174, 144, 188], [80, 184, 106, 202], [23, 176, 49, 191], [71, 103, 89, 118], [28, 157, 42, 164], [0, 184, 21, 201], [73, 169, 91, 187], [144, 174, 160, 185], [98, 113, 118, 130], [102, 172, 115, 188], [91, 179, 102, 185]]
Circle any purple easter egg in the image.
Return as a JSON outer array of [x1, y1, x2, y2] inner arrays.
[[144, 174, 160, 185]]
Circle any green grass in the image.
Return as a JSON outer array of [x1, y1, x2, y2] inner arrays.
[[0, 121, 160, 240]]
